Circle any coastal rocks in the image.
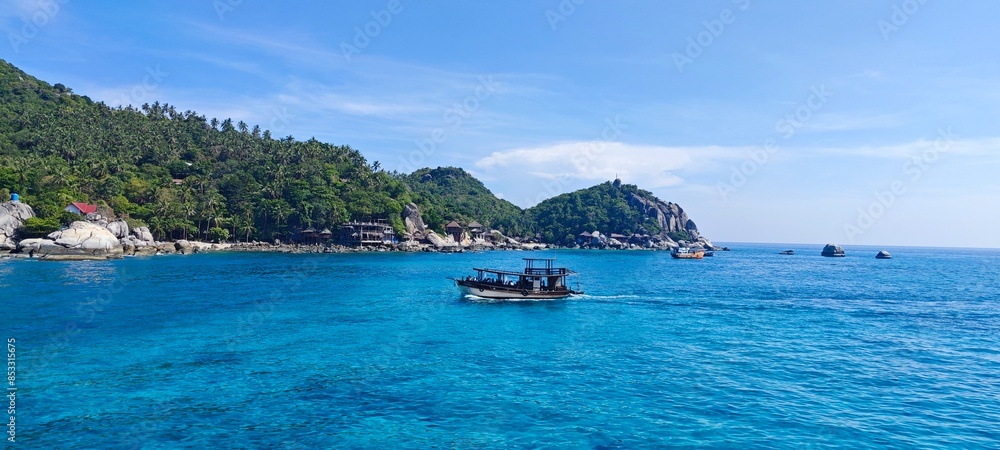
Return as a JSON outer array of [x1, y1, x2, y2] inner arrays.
[[0, 201, 35, 250], [876, 250, 892, 259], [104, 219, 130, 239], [627, 193, 700, 241], [175, 239, 195, 254], [131, 226, 155, 244], [821, 244, 845, 257], [16, 221, 123, 260], [424, 231, 459, 249], [402, 203, 427, 234]]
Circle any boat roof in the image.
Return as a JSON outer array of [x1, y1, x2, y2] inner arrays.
[[472, 267, 577, 276], [522, 257, 556, 261]]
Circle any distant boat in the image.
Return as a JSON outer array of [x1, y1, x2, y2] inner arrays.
[[779, 250, 794, 255], [703, 250, 715, 257], [671, 247, 705, 259], [876, 250, 892, 259], [451, 258, 582, 299]]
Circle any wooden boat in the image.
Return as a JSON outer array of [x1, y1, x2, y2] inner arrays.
[[671, 247, 705, 259], [452, 258, 582, 299]]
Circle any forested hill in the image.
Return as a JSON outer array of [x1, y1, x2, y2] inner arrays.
[[0, 58, 415, 241], [0, 59, 711, 245], [525, 180, 702, 246], [398, 167, 526, 235]]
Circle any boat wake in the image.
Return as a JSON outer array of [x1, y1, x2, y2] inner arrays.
[[573, 294, 642, 301]]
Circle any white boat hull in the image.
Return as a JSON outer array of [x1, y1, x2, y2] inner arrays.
[[456, 281, 576, 299]]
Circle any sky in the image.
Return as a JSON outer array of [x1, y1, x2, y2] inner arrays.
[[2, 0, 999, 248]]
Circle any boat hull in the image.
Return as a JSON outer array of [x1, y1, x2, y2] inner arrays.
[[671, 251, 705, 259], [456, 280, 577, 299]]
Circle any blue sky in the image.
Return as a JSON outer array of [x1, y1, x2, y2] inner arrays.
[[3, 0, 999, 247]]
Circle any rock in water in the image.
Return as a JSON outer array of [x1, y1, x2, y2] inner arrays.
[[0, 201, 36, 250], [876, 250, 892, 259], [821, 244, 845, 257], [16, 221, 123, 260], [175, 239, 194, 254]]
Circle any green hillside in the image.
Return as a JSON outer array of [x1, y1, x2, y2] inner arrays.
[[0, 59, 710, 246], [399, 167, 527, 234], [526, 180, 697, 246], [0, 58, 412, 241]]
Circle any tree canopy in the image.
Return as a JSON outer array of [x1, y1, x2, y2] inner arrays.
[[0, 58, 706, 245]]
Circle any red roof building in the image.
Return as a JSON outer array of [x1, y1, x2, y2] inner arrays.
[[65, 202, 98, 215]]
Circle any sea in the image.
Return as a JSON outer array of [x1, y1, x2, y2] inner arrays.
[[4, 243, 1000, 448]]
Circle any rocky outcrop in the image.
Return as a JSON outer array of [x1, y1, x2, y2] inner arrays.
[[0, 201, 35, 251], [131, 226, 154, 244], [104, 219, 130, 239], [175, 239, 195, 254], [627, 193, 700, 240], [822, 244, 845, 257], [402, 203, 427, 234], [16, 221, 123, 260], [424, 231, 457, 249]]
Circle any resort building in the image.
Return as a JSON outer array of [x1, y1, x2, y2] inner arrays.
[[65, 202, 98, 215], [339, 219, 396, 247], [467, 221, 485, 239], [445, 221, 463, 241]]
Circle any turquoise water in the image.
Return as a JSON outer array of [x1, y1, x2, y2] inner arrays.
[[4, 244, 1000, 448]]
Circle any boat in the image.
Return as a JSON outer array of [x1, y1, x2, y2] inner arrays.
[[452, 258, 582, 299], [779, 250, 794, 255], [703, 250, 715, 257], [671, 247, 705, 259]]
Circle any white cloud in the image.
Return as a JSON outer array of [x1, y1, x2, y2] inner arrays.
[[814, 136, 1000, 160], [476, 141, 748, 190]]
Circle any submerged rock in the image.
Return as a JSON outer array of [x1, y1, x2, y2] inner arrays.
[[876, 250, 892, 259], [821, 244, 845, 257]]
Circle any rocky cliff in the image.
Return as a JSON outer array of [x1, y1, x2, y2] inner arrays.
[[0, 201, 35, 250]]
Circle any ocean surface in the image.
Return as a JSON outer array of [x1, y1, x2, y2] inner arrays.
[[4, 243, 1000, 448]]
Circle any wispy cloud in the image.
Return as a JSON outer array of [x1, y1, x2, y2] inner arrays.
[[813, 135, 1000, 160], [801, 112, 907, 132], [476, 141, 748, 188]]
